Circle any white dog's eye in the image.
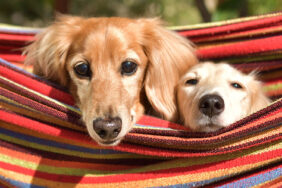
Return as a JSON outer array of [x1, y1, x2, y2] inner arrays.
[[231, 82, 243, 89], [185, 79, 198, 85]]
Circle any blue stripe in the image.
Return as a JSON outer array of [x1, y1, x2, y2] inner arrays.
[[153, 167, 281, 188], [218, 167, 282, 188], [0, 127, 125, 155], [0, 175, 44, 188], [153, 174, 228, 188]]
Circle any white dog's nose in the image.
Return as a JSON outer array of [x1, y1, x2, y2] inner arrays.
[[199, 94, 224, 117]]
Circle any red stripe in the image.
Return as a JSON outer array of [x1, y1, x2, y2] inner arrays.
[[137, 115, 189, 130], [178, 15, 282, 37], [264, 79, 282, 86], [0, 45, 23, 50], [0, 33, 34, 41], [0, 54, 25, 62], [190, 25, 282, 43], [0, 64, 74, 105], [0, 149, 280, 183], [197, 35, 282, 59]]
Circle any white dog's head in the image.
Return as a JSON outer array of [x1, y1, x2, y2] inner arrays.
[[177, 62, 270, 132]]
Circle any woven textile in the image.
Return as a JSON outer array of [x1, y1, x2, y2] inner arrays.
[[0, 13, 281, 187]]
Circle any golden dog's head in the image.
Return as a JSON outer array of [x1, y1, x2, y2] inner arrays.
[[177, 62, 270, 132], [25, 15, 197, 145]]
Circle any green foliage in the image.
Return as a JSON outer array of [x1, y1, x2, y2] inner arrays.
[[0, 0, 54, 27], [0, 0, 280, 27], [248, 0, 282, 15], [212, 0, 281, 21], [69, 0, 201, 26], [212, 0, 246, 21]]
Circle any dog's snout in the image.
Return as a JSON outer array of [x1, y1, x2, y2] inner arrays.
[[93, 117, 122, 140], [199, 94, 224, 117]]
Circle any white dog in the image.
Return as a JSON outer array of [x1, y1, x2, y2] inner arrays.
[[177, 62, 270, 132]]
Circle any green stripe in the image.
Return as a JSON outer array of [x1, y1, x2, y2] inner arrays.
[[264, 83, 282, 92]]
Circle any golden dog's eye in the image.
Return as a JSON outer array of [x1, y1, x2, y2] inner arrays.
[[185, 79, 198, 85], [231, 82, 243, 89], [121, 61, 138, 76], [74, 62, 91, 78]]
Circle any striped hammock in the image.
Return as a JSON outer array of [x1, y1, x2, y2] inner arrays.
[[0, 13, 281, 187]]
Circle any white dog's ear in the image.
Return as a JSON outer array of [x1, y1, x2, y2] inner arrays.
[[139, 18, 198, 121], [24, 15, 83, 87], [248, 77, 271, 114]]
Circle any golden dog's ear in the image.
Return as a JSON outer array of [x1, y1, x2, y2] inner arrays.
[[139, 18, 198, 121], [248, 77, 271, 114], [24, 15, 83, 87]]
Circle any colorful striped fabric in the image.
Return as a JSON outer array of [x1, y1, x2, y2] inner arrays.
[[0, 13, 281, 187]]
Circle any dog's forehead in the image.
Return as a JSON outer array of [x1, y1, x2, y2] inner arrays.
[[85, 25, 128, 47], [188, 63, 244, 79], [81, 24, 144, 63]]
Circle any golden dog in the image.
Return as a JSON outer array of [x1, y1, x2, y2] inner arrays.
[[25, 15, 197, 145]]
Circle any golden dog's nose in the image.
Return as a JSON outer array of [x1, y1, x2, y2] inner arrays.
[[199, 94, 225, 117], [93, 117, 122, 140]]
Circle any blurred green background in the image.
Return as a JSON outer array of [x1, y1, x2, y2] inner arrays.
[[0, 0, 281, 27]]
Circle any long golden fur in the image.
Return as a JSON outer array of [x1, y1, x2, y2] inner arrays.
[[24, 15, 198, 145], [177, 62, 270, 132]]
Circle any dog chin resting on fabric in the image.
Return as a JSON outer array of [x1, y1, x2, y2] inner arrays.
[[177, 62, 270, 132], [24, 15, 198, 146]]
